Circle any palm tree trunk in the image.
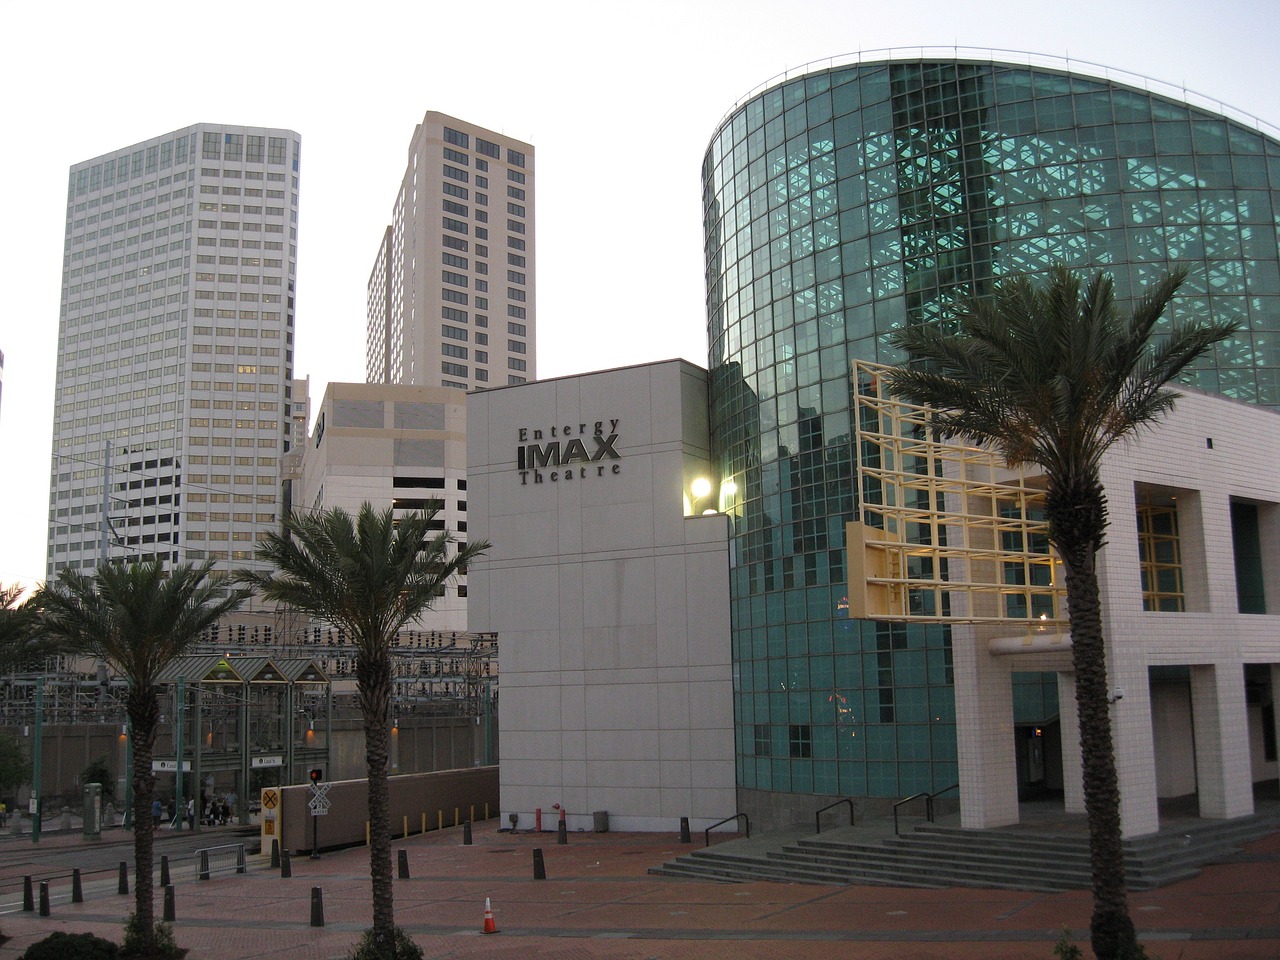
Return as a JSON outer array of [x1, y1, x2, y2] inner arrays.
[[1052, 480, 1140, 960], [127, 687, 160, 953], [359, 648, 396, 945]]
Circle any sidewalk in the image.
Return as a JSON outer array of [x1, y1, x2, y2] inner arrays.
[[0, 821, 1277, 960]]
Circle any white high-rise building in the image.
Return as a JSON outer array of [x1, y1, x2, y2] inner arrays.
[[48, 124, 302, 586], [367, 112, 534, 390]]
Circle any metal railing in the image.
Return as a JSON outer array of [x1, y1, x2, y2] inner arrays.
[[814, 798, 854, 834], [892, 784, 961, 836], [196, 842, 247, 880], [704, 813, 750, 847], [892, 792, 931, 837]]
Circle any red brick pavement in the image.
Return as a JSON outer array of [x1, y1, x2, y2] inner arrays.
[[0, 824, 1276, 960]]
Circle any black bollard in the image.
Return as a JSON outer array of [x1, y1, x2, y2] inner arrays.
[[39, 880, 50, 917], [463, 819, 473, 845], [281, 849, 292, 878], [310, 886, 324, 927], [270, 838, 280, 869], [397, 849, 409, 880], [22, 875, 33, 911], [118, 861, 129, 895], [679, 816, 691, 844], [556, 819, 567, 845], [160, 854, 171, 887], [532, 847, 546, 880], [163, 885, 176, 922], [72, 868, 83, 903]]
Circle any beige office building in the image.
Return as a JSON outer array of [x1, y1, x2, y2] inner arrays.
[[301, 381, 471, 631], [48, 124, 302, 585], [367, 112, 534, 391]]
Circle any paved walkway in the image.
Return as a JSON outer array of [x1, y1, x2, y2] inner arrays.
[[0, 821, 1276, 959]]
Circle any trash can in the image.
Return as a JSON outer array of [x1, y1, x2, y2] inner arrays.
[[82, 784, 102, 839], [592, 810, 609, 833]]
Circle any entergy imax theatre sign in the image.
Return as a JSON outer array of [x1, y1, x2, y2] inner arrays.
[[517, 418, 620, 485]]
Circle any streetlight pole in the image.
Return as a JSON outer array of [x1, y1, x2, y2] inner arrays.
[[174, 676, 185, 831]]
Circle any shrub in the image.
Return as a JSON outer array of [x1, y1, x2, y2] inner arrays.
[[21, 931, 120, 960], [349, 926, 423, 960], [121, 914, 181, 959], [1053, 928, 1084, 960]]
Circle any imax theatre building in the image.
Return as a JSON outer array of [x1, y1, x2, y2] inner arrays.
[[469, 52, 1280, 836]]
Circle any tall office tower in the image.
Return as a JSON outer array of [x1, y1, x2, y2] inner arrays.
[[367, 112, 534, 390], [48, 124, 302, 585]]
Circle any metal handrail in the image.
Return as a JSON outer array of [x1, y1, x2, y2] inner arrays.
[[895, 784, 960, 835], [892, 792, 930, 837], [814, 798, 854, 834], [704, 812, 750, 847], [927, 783, 959, 822]]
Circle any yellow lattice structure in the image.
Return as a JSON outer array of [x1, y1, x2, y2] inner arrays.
[[847, 360, 1066, 626]]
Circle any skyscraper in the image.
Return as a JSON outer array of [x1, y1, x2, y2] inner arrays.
[[367, 112, 534, 390], [48, 124, 302, 585]]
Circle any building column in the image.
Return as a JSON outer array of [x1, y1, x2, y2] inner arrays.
[[1190, 663, 1254, 820], [954, 638, 1019, 828], [1110, 662, 1160, 838], [1272, 665, 1280, 779], [1056, 671, 1084, 814]]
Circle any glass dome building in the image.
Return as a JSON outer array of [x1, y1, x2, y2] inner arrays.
[[701, 51, 1280, 816]]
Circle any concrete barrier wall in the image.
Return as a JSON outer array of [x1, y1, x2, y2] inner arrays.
[[277, 765, 498, 853]]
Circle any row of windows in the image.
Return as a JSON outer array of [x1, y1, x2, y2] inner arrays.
[[442, 126, 526, 168], [202, 132, 292, 165]]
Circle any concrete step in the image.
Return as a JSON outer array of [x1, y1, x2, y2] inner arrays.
[[650, 807, 1279, 892]]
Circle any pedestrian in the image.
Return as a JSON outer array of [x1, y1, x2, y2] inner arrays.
[[226, 789, 238, 820], [186, 797, 195, 831], [152, 797, 162, 829]]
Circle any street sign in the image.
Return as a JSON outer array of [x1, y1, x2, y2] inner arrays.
[[260, 789, 279, 811], [152, 760, 192, 772], [308, 797, 330, 816], [250, 756, 283, 769]]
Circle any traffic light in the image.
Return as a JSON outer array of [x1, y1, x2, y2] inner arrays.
[[309, 768, 323, 784]]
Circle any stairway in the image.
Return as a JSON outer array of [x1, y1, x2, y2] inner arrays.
[[650, 808, 1280, 892]]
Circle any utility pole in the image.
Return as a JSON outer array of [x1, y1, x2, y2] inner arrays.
[[31, 677, 43, 843]]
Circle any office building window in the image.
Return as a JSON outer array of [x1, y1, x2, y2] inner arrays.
[[443, 127, 469, 148], [789, 725, 812, 759]]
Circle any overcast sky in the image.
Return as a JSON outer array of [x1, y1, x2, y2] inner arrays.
[[2, 0, 1277, 591]]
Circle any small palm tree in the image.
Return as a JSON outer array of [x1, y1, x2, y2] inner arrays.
[[239, 503, 487, 957], [39, 560, 246, 956], [885, 266, 1236, 960]]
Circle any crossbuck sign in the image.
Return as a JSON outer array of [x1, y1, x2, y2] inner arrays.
[[308, 781, 331, 816]]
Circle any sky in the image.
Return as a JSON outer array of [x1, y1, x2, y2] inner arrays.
[[2, 0, 1278, 592]]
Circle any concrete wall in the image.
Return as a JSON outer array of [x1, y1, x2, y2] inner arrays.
[[276, 765, 499, 853], [468, 360, 737, 832]]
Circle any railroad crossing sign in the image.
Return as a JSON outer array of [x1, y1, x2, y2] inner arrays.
[[261, 789, 279, 811], [308, 780, 331, 816]]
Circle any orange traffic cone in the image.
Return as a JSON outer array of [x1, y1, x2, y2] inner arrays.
[[482, 897, 498, 934]]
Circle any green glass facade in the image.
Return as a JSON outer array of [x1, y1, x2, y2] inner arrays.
[[702, 58, 1280, 804]]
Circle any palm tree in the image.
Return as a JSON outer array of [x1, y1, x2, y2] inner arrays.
[[0, 584, 73, 672], [239, 503, 488, 957], [39, 560, 246, 956], [884, 266, 1236, 960]]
